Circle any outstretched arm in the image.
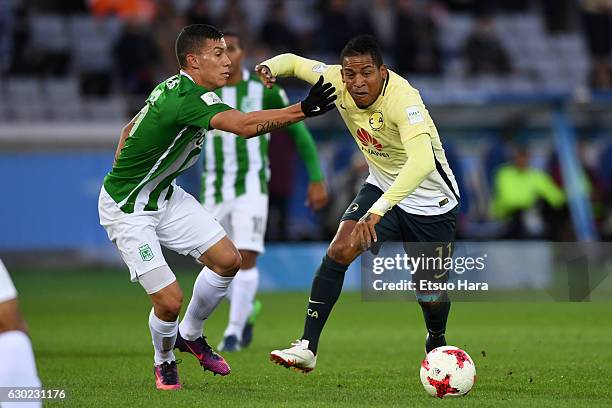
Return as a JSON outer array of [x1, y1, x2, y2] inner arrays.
[[255, 53, 340, 88], [210, 76, 336, 138]]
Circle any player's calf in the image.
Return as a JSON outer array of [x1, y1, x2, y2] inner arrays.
[[418, 291, 451, 354]]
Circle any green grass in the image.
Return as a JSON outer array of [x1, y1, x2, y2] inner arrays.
[[12, 268, 612, 407]]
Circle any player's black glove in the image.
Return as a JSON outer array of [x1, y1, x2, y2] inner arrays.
[[301, 75, 337, 117]]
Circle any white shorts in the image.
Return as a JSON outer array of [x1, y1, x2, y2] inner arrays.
[[204, 192, 268, 254], [0, 259, 17, 303], [99, 185, 226, 282]]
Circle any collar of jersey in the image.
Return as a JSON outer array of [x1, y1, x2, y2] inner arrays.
[[344, 73, 390, 112], [178, 70, 211, 94]]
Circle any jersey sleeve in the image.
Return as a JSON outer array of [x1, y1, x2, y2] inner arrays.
[[177, 90, 233, 130], [368, 133, 436, 216], [259, 53, 342, 88], [387, 84, 431, 144]]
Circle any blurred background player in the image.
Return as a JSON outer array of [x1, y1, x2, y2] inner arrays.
[[98, 24, 336, 389], [199, 32, 328, 352], [0, 259, 41, 408], [257, 35, 459, 372]]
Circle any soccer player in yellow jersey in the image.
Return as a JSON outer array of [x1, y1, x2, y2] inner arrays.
[[256, 35, 461, 372]]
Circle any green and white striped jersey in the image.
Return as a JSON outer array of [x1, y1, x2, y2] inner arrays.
[[104, 71, 232, 214], [201, 70, 291, 205]]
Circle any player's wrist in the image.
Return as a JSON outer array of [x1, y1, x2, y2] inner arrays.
[[368, 197, 393, 216]]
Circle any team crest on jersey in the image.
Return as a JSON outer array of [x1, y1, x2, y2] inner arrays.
[[369, 111, 384, 130], [139, 244, 155, 262]]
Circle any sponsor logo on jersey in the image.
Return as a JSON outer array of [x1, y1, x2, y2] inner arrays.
[[139, 244, 155, 261], [369, 111, 384, 130], [312, 63, 329, 73], [356, 128, 390, 157], [405, 105, 424, 124]]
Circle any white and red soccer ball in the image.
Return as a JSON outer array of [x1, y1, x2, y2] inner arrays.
[[420, 346, 476, 398]]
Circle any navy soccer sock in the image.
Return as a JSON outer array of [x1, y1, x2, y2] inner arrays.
[[301, 255, 348, 354], [419, 291, 451, 337]]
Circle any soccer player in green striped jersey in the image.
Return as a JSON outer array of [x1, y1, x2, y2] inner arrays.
[[97, 24, 336, 389], [201, 33, 328, 352]]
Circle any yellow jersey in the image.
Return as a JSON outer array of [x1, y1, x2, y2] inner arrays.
[[260, 54, 459, 216]]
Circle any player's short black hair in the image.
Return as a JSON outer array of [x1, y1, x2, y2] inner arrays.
[[340, 35, 383, 67], [175, 24, 224, 68]]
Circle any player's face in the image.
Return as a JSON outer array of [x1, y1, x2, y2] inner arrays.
[[224, 35, 244, 75], [189, 38, 231, 90], [341, 54, 387, 109]]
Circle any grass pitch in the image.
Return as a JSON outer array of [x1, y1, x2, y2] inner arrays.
[[13, 268, 612, 407]]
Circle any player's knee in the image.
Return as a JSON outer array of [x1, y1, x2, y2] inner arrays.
[[0, 300, 28, 334], [238, 250, 258, 270], [0, 316, 28, 334], [153, 286, 183, 322], [158, 299, 182, 321], [217, 251, 242, 277], [327, 241, 357, 265]]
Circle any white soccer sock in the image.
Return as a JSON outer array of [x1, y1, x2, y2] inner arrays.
[[179, 267, 233, 341], [148, 309, 178, 365], [0, 330, 41, 408], [224, 267, 259, 340]]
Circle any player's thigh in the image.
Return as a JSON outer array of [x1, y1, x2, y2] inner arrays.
[[400, 206, 458, 244], [157, 186, 227, 260], [231, 193, 268, 254], [99, 192, 167, 282], [340, 182, 402, 240]]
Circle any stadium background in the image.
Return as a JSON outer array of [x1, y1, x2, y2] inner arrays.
[[1, 0, 611, 288], [1, 1, 612, 406]]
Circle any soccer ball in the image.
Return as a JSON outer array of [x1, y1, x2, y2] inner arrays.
[[420, 346, 476, 398]]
